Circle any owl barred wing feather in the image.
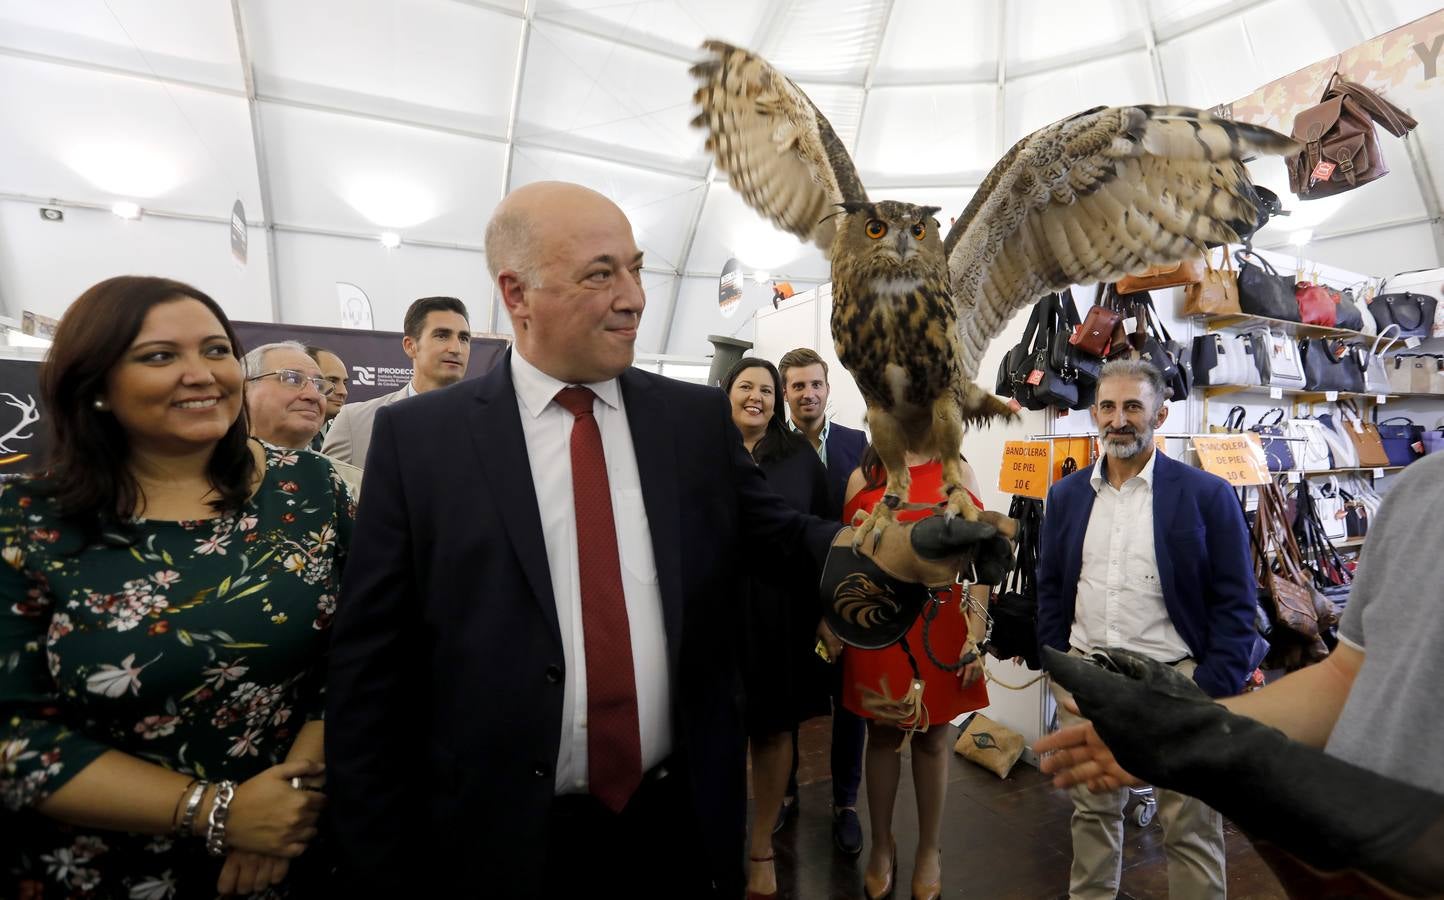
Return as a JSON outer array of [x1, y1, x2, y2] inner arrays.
[[689, 40, 867, 255], [945, 105, 1299, 381]]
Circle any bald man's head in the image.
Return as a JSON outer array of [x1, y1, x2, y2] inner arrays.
[[486, 181, 645, 383], [485, 181, 624, 287]]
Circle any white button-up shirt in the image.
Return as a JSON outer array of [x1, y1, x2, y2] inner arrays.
[[510, 352, 672, 794], [1069, 451, 1191, 662]]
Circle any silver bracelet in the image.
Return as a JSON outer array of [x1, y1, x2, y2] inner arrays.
[[205, 780, 236, 856], [176, 779, 209, 837]]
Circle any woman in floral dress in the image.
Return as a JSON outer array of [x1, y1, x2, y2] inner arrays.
[[0, 276, 355, 898]]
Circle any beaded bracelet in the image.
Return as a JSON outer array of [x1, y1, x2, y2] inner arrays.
[[205, 780, 236, 856], [176, 780, 209, 838]]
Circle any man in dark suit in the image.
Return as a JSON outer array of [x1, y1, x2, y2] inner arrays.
[[776, 346, 869, 855], [1035, 359, 1259, 900], [325, 181, 993, 898]]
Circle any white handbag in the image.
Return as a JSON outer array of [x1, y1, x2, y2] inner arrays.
[[1289, 417, 1334, 471], [1315, 410, 1358, 469], [1261, 329, 1307, 388], [1360, 324, 1401, 394], [1231, 332, 1264, 386], [1314, 478, 1348, 540]]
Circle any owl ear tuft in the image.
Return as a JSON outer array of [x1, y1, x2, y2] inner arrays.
[[918, 206, 942, 219], [837, 200, 872, 215]]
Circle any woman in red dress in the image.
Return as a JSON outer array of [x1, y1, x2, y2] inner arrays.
[[842, 448, 991, 900]]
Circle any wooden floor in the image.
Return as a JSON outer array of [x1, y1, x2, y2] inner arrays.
[[761, 718, 1288, 899]]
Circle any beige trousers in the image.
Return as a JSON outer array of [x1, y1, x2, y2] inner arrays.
[[1049, 656, 1226, 900]]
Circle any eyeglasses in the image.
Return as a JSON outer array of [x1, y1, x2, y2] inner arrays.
[[246, 369, 335, 396]]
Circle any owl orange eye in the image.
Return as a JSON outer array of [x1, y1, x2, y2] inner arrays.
[[911, 222, 927, 240], [865, 220, 888, 239]]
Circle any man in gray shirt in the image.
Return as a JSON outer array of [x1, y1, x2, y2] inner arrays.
[[1034, 451, 1444, 892]]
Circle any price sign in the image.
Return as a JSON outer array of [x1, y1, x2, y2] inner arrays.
[[999, 440, 1051, 499], [1325, 390, 1339, 401], [1193, 433, 1270, 486], [1269, 386, 1283, 400]]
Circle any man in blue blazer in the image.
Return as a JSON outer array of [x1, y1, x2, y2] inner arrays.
[[325, 182, 996, 899], [778, 346, 869, 854], [1036, 358, 1258, 900]]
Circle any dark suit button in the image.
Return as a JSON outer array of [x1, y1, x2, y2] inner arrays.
[[533, 761, 551, 779], [545, 664, 562, 683]]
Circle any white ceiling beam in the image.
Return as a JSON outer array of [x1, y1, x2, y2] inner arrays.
[[851, 0, 897, 156], [0, 192, 237, 226], [535, 12, 697, 65], [0, 43, 246, 97], [510, 135, 706, 179], [994, 0, 1007, 159], [1152, 0, 1274, 44], [490, 1, 535, 332], [450, 0, 525, 19], [1135, 0, 1171, 103], [255, 94, 509, 143], [231, 0, 283, 324]]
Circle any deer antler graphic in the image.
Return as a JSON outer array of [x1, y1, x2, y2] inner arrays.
[[0, 394, 39, 453]]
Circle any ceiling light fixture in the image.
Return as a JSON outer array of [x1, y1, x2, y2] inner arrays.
[[752, 270, 771, 283], [1288, 229, 1314, 246], [111, 201, 142, 220], [379, 232, 401, 249]]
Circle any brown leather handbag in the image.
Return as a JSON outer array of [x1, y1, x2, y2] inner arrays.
[[1287, 73, 1417, 200], [1251, 486, 1330, 668], [1338, 400, 1390, 468], [1183, 251, 1240, 316], [1117, 255, 1206, 294]]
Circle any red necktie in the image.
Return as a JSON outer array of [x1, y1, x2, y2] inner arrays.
[[554, 386, 642, 813]]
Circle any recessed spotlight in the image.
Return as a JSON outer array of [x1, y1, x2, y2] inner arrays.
[[1288, 229, 1313, 246], [111, 201, 142, 220], [379, 232, 401, 249], [752, 270, 771, 283], [39, 207, 64, 222]]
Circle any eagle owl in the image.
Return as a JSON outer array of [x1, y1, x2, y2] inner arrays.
[[690, 40, 1298, 543], [829, 200, 1012, 530]]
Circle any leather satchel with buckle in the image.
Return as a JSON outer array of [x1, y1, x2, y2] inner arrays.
[[1287, 73, 1417, 200]]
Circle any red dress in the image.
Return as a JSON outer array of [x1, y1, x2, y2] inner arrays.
[[841, 461, 990, 724]]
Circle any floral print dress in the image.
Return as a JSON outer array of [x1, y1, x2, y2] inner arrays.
[[0, 444, 354, 899]]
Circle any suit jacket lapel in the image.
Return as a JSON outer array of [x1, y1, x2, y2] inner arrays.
[[1150, 451, 1181, 597], [467, 353, 561, 643], [620, 369, 684, 666]]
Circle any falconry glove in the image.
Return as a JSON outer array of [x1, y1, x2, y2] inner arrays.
[[1043, 647, 1444, 897]]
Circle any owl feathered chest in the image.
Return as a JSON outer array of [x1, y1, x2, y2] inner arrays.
[[830, 257, 961, 409]]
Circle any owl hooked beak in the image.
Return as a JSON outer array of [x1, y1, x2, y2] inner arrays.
[[894, 229, 913, 260]]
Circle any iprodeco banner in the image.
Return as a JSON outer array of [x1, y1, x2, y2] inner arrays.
[[231, 321, 510, 404]]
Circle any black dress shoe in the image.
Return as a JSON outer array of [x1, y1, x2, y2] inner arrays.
[[772, 793, 798, 835], [832, 806, 863, 857]]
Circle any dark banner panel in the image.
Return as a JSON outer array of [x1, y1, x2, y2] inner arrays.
[[231, 321, 509, 403], [0, 323, 511, 477], [0, 357, 45, 477]]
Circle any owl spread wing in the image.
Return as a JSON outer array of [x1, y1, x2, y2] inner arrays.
[[690, 40, 867, 254], [945, 105, 1299, 381]]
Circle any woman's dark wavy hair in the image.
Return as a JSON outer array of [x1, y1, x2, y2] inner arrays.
[[38, 276, 255, 527], [722, 357, 808, 465]]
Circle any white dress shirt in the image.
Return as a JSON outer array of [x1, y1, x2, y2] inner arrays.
[[510, 352, 672, 794], [1069, 451, 1191, 662]]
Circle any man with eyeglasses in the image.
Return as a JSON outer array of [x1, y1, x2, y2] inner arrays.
[[243, 340, 363, 495]]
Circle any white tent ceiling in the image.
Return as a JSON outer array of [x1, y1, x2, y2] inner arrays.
[[1, 0, 1440, 355]]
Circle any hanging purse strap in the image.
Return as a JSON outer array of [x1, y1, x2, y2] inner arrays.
[[1328, 73, 1419, 138], [1225, 405, 1246, 432], [1368, 323, 1402, 363]]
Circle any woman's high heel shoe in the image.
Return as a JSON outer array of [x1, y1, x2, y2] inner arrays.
[[746, 852, 779, 900], [910, 849, 941, 900], [863, 838, 897, 900]]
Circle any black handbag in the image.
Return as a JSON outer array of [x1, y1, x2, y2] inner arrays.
[[1375, 415, 1424, 466], [1235, 249, 1299, 321], [1251, 408, 1295, 472], [1368, 292, 1437, 339], [985, 495, 1043, 670], [1300, 337, 1364, 392], [1051, 290, 1101, 408], [1002, 295, 1080, 410], [1334, 287, 1365, 332], [1133, 296, 1191, 400]]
